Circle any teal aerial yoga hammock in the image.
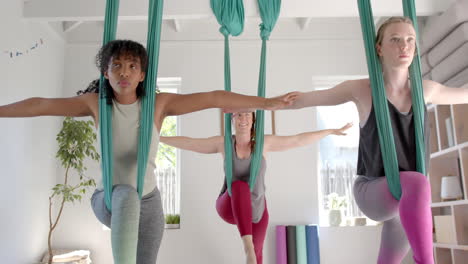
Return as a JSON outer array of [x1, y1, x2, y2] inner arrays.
[[211, 0, 281, 195], [210, 0, 245, 196], [357, 0, 426, 200], [99, 0, 164, 210]]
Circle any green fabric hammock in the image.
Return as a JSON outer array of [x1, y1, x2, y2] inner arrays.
[[251, 0, 281, 189], [211, 0, 281, 194], [210, 0, 245, 195], [100, 0, 164, 210], [357, 0, 426, 200]]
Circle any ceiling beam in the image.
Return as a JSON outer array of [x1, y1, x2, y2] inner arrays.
[[43, 22, 66, 42], [297, 17, 312, 31], [62, 21, 83, 33], [24, 0, 456, 22], [171, 19, 181, 32]]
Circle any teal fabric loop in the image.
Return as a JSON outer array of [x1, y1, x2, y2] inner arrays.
[[100, 0, 120, 211], [357, 0, 426, 200], [211, 0, 245, 195], [101, 0, 164, 210], [248, 0, 281, 191], [257, 0, 281, 39], [211, 0, 281, 193], [211, 0, 245, 37], [99, 0, 163, 262]]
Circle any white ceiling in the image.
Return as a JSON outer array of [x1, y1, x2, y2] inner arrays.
[[22, 0, 456, 44]]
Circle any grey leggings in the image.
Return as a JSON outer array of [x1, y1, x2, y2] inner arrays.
[[91, 184, 165, 264], [353, 176, 410, 263]]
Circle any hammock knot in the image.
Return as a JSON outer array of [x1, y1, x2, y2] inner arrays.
[[259, 23, 271, 40], [219, 26, 231, 37]]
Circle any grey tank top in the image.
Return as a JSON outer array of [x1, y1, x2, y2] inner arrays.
[[97, 100, 160, 196], [220, 136, 267, 223], [357, 101, 430, 178]]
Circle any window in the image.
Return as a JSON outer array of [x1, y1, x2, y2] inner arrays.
[[314, 76, 371, 226], [156, 77, 181, 228]]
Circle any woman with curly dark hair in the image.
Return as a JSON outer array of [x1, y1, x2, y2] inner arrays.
[[0, 39, 298, 264]]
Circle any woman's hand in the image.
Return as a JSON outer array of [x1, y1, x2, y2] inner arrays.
[[331, 122, 353, 136], [264, 92, 300, 110]]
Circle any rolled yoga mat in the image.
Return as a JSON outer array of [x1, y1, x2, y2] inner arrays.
[[276, 225, 288, 264], [286, 225, 297, 264], [306, 225, 320, 264], [296, 225, 307, 264]]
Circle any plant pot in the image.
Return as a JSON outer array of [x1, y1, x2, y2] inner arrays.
[[329, 209, 342, 227], [165, 223, 180, 229], [40, 249, 91, 264]]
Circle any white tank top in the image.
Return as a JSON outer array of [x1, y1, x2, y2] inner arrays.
[[97, 99, 160, 195]]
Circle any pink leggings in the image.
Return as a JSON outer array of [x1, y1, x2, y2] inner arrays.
[[216, 181, 269, 264], [354, 171, 434, 264]]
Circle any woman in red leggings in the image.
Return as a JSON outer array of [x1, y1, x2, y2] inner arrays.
[[161, 112, 350, 264]]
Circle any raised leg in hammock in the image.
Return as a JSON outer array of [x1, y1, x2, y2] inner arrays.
[[353, 172, 433, 264]]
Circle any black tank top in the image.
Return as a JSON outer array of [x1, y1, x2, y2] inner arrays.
[[356, 101, 430, 177]]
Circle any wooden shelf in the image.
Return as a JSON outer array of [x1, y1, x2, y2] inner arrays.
[[430, 104, 468, 264], [430, 142, 468, 159], [434, 243, 468, 250], [432, 200, 468, 208], [452, 104, 468, 145], [435, 247, 453, 264]]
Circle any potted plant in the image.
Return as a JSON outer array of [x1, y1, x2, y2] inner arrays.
[[326, 192, 348, 227], [44, 117, 99, 264], [165, 214, 180, 229]]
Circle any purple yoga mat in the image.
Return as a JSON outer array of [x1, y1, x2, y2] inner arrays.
[[276, 225, 288, 264]]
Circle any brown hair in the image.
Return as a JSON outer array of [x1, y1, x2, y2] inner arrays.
[[375, 16, 414, 50], [233, 112, 256, 153], [250, 112, 256, 153]]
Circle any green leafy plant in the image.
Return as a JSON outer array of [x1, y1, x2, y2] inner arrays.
[[165, 214, 180, 225], [47, 117, 99, 264], [326, 192, 348, 210], [157, 116, 177, 167]]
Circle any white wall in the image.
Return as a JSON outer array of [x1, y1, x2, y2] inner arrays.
[[0, 0, 66, 263], [50, 37, 394, 264]]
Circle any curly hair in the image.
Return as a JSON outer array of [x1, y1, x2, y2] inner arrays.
[[76, 79, 100, 96], [94, 39, 148, 103]]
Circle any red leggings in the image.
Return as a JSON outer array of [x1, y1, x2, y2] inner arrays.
[[216, 181, 269, 264]]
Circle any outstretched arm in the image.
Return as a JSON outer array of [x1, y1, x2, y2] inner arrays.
[[160, 135, 224, 154], [0, 93, 96, 118], [264, 123, 353, 152], [286, 80, 357, 109], [425, 80, 468, 105], [159, 91, 298, 117]]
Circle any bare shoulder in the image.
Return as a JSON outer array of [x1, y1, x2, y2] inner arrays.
[[350, 78, 370, 91], [154, 92, 173, 114], [78, 92, 99, 122], [262, 134, 276, 150], [422, 79, 444, 102], [80, 92, 99, 108], [422, 79, 440, 91], [153, 92, 177, 130], [342, 78, 370, 102], [80, 92, 99, 104]]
